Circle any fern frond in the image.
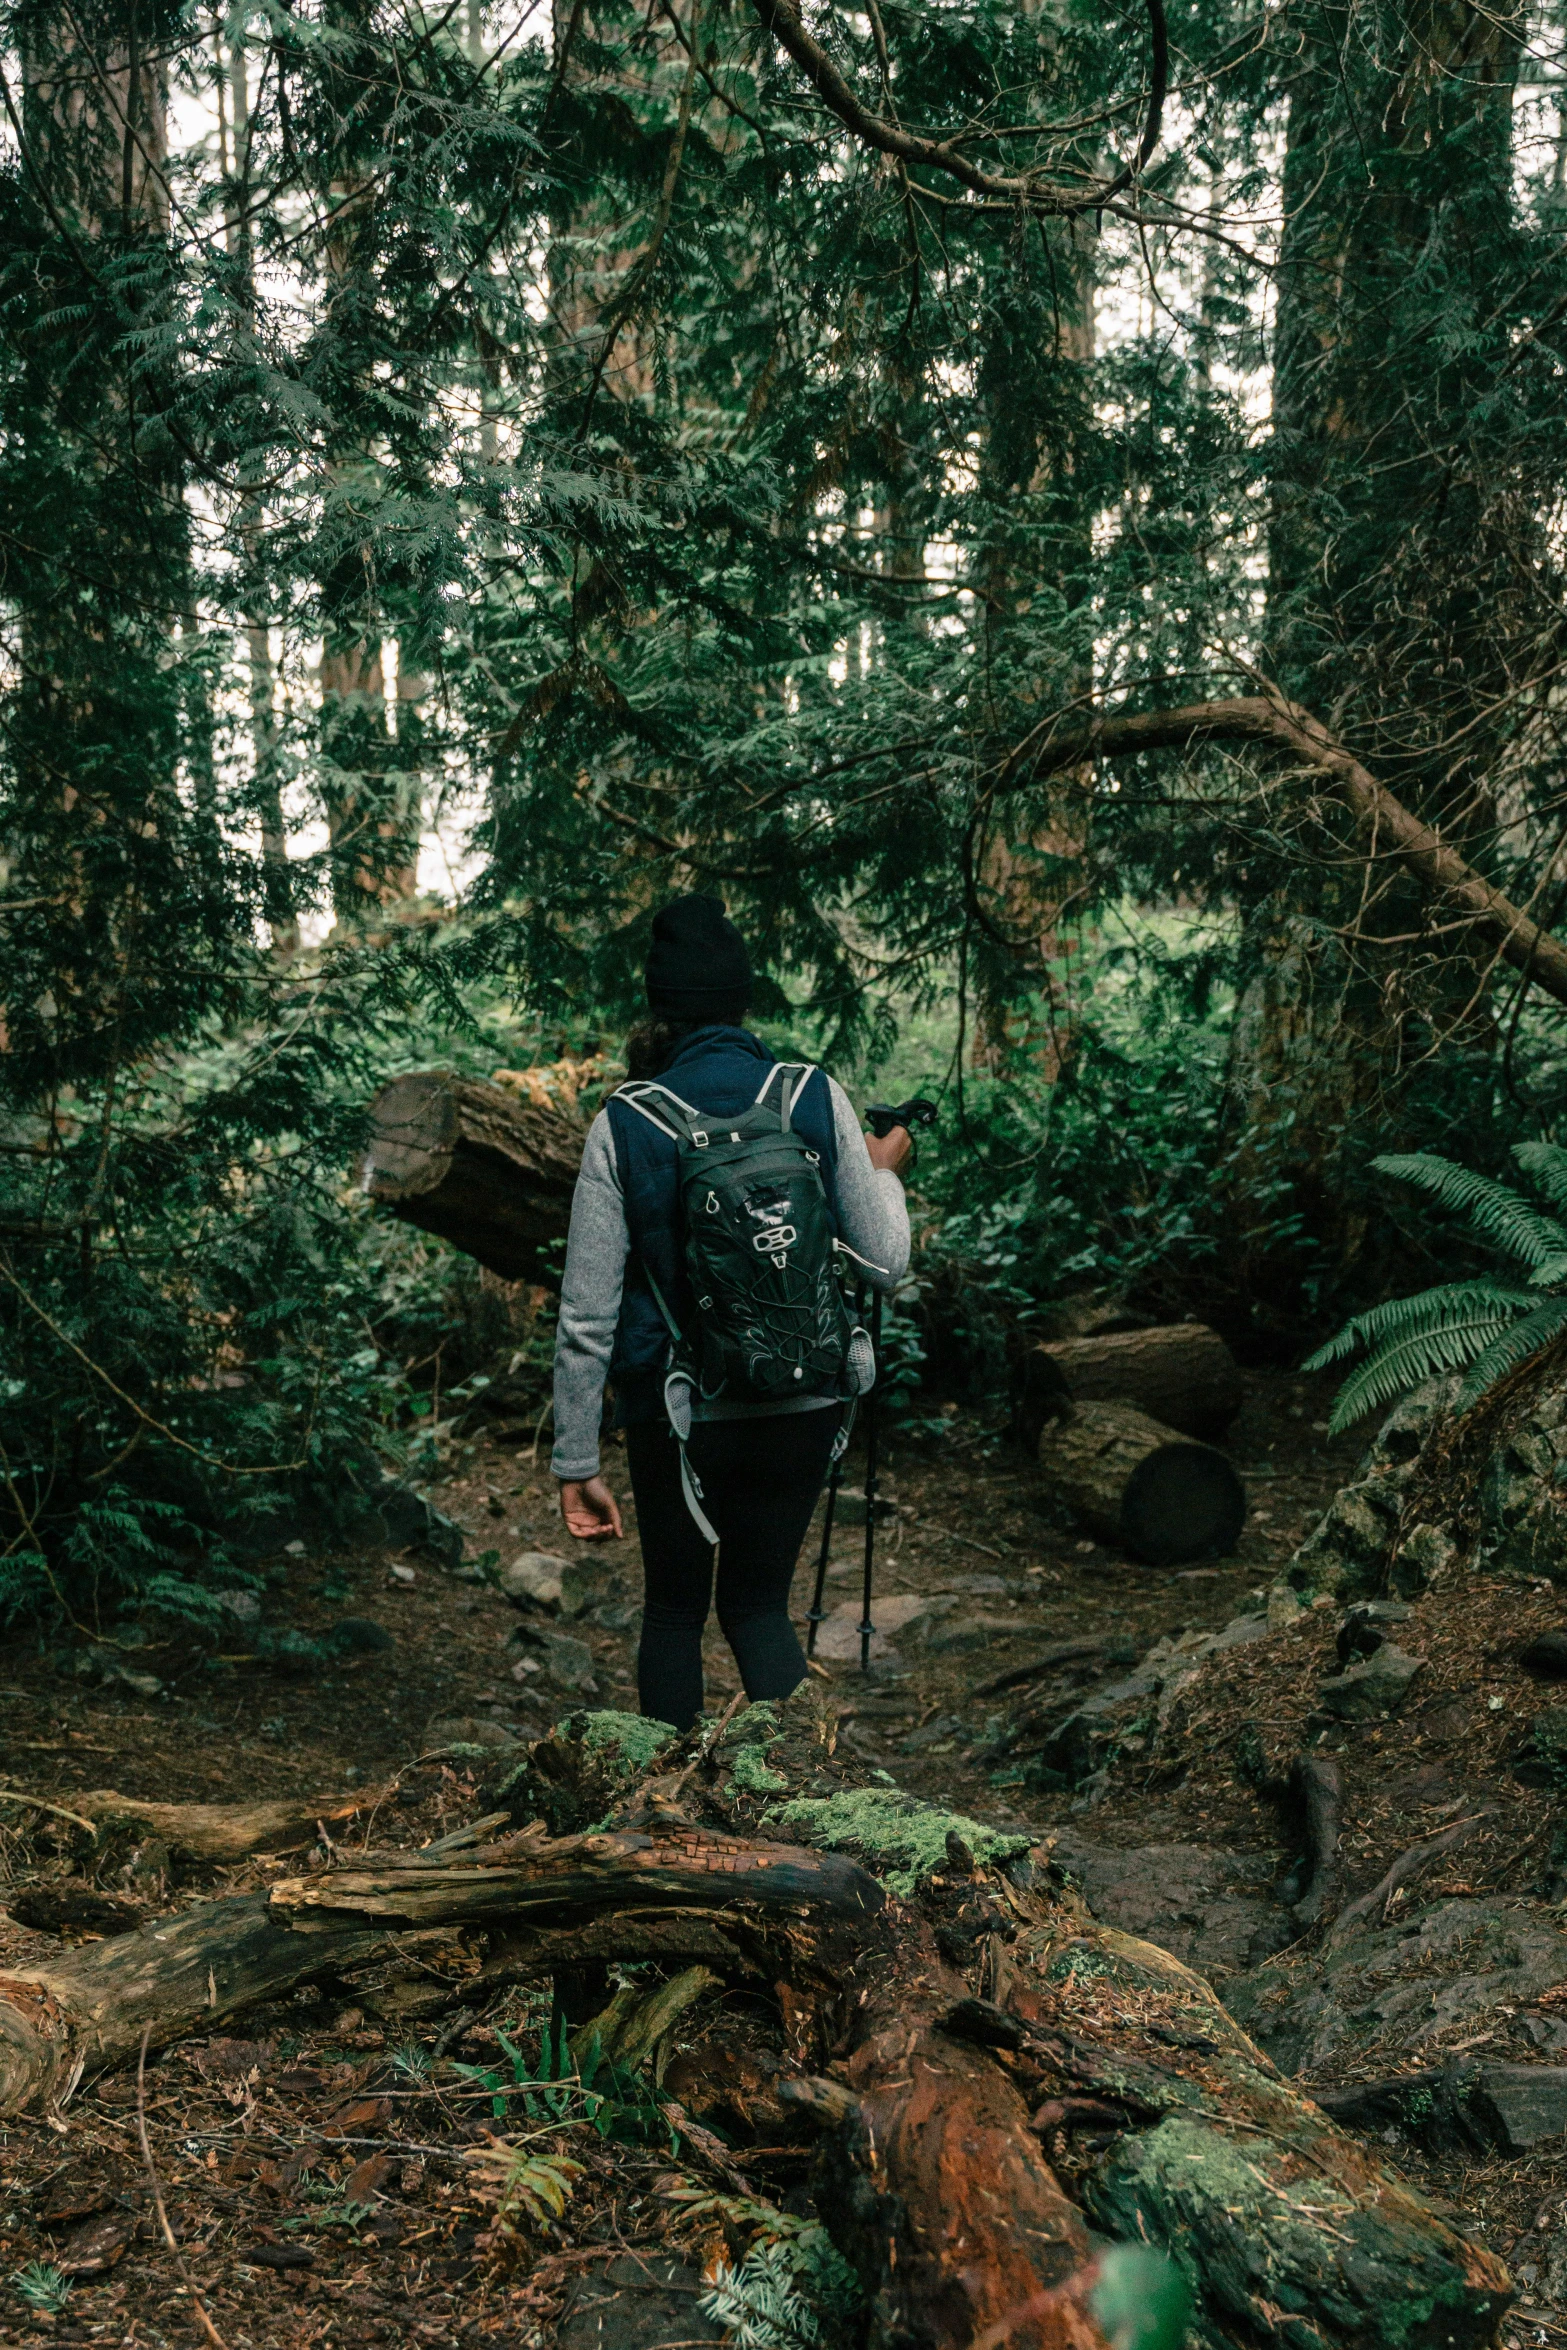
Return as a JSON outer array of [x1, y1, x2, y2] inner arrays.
[[1326, 1307, 1523, 1433], [1530, 1253, 1567, 1289], [1514, 1142, 1567, 1218], [1371, 1152, 1567, 1268], [702, 2243, 821, 2350], [498, 2150, 584, 2230], [1455, 1299, 1567, 1410], [1302, 1282, 1534, 1373]]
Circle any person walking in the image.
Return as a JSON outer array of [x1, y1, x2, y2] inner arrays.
[[551, 894, 911, 1729]]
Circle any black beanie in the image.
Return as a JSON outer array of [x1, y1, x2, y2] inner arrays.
[[645, 894, 752, 1023]]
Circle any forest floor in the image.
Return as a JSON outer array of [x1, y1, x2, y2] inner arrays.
[[2, 1368, 1565, 2349]]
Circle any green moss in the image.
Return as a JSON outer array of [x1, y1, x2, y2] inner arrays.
[[729, 1745, 788, 1794], [720, 1701, 782, 1748], [564, 1710, 680, 1775], [766, 1787, 1030, 1894]]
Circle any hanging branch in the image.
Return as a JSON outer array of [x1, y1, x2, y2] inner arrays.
[[1006, 690, 1567, 1007], [745, 0, 1167, 216]]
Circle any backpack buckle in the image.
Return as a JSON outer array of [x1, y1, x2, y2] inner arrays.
[[692, 1129, 709, 1147]]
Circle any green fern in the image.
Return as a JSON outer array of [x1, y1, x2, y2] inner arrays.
[[1513, 1142, 1567, 1218], [1306, 1147, 1567, 1430], [1369, 1153, 1567, 1269], [702, 2242, 822, 2350]]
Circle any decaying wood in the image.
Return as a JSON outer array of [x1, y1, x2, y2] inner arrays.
[[1016, 1324, 1243, 1448], [73, 1789, 380, 1862], [360, 1070, 583, 1280], [0, 1693, 1514, 2350], [1035, 1400, 1247, 1565]]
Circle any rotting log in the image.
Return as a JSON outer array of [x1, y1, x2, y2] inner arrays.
[[72, 1789, 382, 1863], [1016, 1324, 1243, 1448], [360, 1070, 583, 1281], [0, 1822, 881, 2118], [0, 1695, 1513, 2350], [1036, 1401, 1247, 1565]]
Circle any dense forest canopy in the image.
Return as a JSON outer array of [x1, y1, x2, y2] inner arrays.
[[5, 0, 1567, 1622]]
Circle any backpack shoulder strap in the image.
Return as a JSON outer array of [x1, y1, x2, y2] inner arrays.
[[753, 1062, 817, 1134], [613, 1081, 707, 1146]]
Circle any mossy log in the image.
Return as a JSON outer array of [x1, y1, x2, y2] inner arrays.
[[0, 1698, 1510, 2350], [1016, 1324, 1244, 1447], [1036, 1400, 1247, 1565], [360, 1069, 583, 1281]]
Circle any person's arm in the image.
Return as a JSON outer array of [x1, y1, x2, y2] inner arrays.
[[827, 1078, 912, 1290], [551, 1111, 628, 1538]]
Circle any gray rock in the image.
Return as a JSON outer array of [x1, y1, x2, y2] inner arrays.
[[369, 1482, 466, 1572], [218, 1589, 262, 1624], [1468, 2064, 1567, 2151], [921, 1613, 1019, 1657], [328, 1617, 395, 1656], [1283, 1377, 1457, 1599], [255, 1627, 325, 1677], [424, 1715, 520, 1751], [832, 1487, 895, 1527], [1391, 1521, 1459, 1596], [496, 1551, 597, 1618], [1226, 1896, 1567, 2078], [514, 1626, 597, 1691], [1315, 1642, 1423, 1720], [1519, 1631, 1567, 1679], [1049, 1834, 1292, 1982]]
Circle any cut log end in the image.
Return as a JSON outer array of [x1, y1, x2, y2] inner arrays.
[[361, 1069, 585, 1283], [1037, 1401, 1246, 1566]]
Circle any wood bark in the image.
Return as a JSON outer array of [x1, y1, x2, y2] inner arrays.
[[0, 1697, 1514, 2350], [1016, 1324, 1242, 1448], [73, 1788, 383, 1862], [1015, 694, 1567, 1007], [1035, 1401, 1246, 1565], [360, 1070, 584, 1281]]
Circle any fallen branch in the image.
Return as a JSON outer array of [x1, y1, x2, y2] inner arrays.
[[1330, 1811, 1493, 1940], [1019, 693, 1567, 1007], [73, 1788, 381, 1861]]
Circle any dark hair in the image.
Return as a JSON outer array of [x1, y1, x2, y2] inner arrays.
[[624, 1016, 701, 1080]]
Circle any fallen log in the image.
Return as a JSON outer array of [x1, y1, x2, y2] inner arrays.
[[72, 1788, 381, 1862], [1036, 1401, 1247, 1565], [1016, 1324, 1243, 1448], [0, 1697, 1512, 2350], [360, 1070, 583, 1281]]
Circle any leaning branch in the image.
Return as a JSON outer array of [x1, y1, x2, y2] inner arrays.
[[1018, 693, 1567, 1008]]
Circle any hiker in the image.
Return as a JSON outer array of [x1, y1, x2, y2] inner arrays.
[[552, 894, 912, 1729]]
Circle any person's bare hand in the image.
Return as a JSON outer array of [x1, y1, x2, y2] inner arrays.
[[866, 1124, 913, 1178], [559, 1476, 623, 1540]]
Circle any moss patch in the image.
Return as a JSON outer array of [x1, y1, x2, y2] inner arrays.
[[766, 1787, 1031, 1895], [566, 1710, 680, 1775], [729, 1745, 789, 1794]]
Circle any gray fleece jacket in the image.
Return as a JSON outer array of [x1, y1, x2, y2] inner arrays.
[[551, 1077, 911, 1481]]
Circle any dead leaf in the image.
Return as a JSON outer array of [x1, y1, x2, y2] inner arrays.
[[344, 2152, 394, 2202], [325, 2094, 392, 2136], [54, 2211, 135, 2276]]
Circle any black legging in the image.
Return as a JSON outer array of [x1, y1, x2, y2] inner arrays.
[[625, 1407, 843, 1730]]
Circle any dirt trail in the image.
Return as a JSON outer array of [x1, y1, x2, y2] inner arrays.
[[0, 1367, 1558, 2347]]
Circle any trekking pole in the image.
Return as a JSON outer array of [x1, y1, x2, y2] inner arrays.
[[859, 1284, 884, 1675], [853, 1097, 938, 1678], [806, 1280, 864, 1660]]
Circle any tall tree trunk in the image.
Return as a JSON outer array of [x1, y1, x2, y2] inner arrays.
[[1223, 0, 1526, 1313]]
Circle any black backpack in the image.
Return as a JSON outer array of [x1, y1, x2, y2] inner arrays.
[[616, 1063, 876, 1537]]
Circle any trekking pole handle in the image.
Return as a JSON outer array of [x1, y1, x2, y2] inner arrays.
[[865, 1097, 939, 1140]]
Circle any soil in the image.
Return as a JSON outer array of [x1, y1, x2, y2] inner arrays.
[[1, 1364, 1563, 2348]]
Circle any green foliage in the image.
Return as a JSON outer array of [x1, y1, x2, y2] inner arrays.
[[9, 2265, 71, 2316], [693, 2198, 862, 2350], [450, 2014, 678, 2150], [1304, 1147, 1567, 1429], [495, 2150, 585, 2234]]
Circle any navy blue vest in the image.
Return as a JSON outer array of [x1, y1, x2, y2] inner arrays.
[[605, 1027, 842, 1424]]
